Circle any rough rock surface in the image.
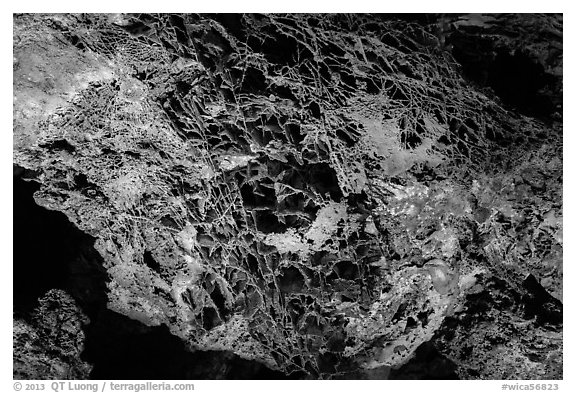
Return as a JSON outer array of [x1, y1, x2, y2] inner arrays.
[[13, 290, 92, 379], [13, 13, 562, 379]]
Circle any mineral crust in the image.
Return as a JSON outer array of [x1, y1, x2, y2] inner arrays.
[[13, 13, 562, 379]]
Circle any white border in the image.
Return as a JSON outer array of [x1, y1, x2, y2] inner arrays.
[[2, 3, 573, 391]]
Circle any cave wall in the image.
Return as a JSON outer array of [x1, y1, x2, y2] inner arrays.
[[13, 13, 562, 379]]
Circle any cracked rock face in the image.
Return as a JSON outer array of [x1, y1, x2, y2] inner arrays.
[[13, 290, 92, 379], [13, 13, 562, 379]]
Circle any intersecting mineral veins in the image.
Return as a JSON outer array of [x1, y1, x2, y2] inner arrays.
[[13, 13, 562, 379]]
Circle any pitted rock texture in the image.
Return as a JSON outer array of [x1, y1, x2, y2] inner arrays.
[[13, 13, 562, 379], [13, 290, 92, 379]]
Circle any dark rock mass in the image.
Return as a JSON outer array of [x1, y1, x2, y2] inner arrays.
[[13, 13, 562, 379]]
